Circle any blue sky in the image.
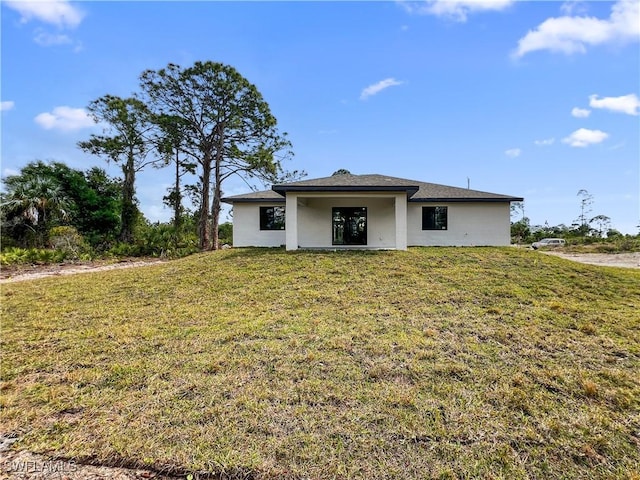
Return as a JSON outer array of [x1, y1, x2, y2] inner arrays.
[[2, 0, 639, 233]]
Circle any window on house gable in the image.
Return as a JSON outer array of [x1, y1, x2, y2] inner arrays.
[[422, 206, 448, 230], [260, 206, 285, 230]]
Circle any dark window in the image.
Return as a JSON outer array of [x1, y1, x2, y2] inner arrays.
[[332, 207, 367, 245], [422, 206, 448, 230], [260, 206, 285, 230]]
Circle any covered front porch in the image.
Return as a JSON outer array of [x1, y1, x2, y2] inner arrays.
[[284, 192, 408, 251]]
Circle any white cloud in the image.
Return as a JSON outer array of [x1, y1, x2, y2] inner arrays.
[[513, 0, 639, 58], [3, 168, 20, 177], [34, 30, 72, 46], [562, 128, 609, 147], [1, 101, 15, 112], [571, 107, 591, 118], [534, 138, 555, 146], [561, 1, 588, 16], [34, 106, 96, 131], [505, 148, 521, 158], [360, 78, 404, 100], [400, 0, 513, 22], [4, 0, 84, 28], [32, 30, 82, 50], [589, 93, 640, 115]]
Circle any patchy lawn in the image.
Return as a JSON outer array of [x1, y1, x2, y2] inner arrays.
[[1, 248, 639, 479]]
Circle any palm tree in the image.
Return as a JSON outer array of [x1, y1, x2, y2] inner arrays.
[[1, 175, 70, 246]]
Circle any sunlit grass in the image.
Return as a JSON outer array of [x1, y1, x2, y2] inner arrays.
[[2, 248, 639, 479]]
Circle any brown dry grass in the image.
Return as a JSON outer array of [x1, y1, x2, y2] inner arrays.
[[1, 247, 639, 479]]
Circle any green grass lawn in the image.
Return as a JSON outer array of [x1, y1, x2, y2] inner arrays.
[[1, 248, 639, 479]]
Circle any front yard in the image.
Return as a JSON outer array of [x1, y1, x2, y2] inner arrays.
[[1, 248, 639, 479]]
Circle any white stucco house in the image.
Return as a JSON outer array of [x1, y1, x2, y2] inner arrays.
[[222, 173, 523, 251]]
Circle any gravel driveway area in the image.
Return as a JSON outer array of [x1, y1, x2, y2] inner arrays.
[[541, 251, 640, 269]]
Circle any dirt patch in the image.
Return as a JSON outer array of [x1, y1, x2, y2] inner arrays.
[[0, 259, 165, 284], [2, 252, 639, 284], [541, 251, 640, 269]]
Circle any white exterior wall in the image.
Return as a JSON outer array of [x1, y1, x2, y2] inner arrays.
[[231, 203, 286, 247], [394, 193, 408, 250], [285, 193, 298, 251], [232, 197, 512, 249], [294, 193, 399, 249], [407, 202, 511, 246]]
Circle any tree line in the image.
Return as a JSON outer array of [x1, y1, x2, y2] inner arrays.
[[2, 161, 120, 250], [0, 159, 232, 259], [510, 189, 638, 246], [1, 61, 302, 256]]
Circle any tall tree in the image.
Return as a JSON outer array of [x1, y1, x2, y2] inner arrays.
[[153, 114, 195, 231], [78, 95, 154, 243], [509, 201, 528, 244], [510, 201, 525, 220], [78, 167, 122, 245], [139, 61, 297, 250], [575, 189, 594, 236], [590, 215, 611, 237]]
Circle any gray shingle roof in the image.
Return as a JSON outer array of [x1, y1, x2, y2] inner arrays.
[[221, 189, 284, 203], [222, 173, 523, 203]]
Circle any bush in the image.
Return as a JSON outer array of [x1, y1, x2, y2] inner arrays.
[[0, 247, 67, 266], [563, 236, 640, 253], [107, 242, 144, 258], [49, 226, 92, 260], [615, 237, 640, 252], [592, 243, 619, 253], [108, 223, 199, 259], [219, 222, 233, 246]]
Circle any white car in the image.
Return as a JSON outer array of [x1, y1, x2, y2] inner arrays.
[[532, 238, 566, 250]]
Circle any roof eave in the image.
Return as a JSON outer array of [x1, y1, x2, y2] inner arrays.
[[221, 197, 286, 204]]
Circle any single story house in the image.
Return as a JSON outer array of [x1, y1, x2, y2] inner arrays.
[[222, 173, 523, 251]]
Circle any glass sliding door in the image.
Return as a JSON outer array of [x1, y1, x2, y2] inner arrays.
[[332, 207, 367, 245]]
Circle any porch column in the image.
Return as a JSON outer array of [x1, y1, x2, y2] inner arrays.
[[395, 193, 407, 250], [285, 193, 298, 250]]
